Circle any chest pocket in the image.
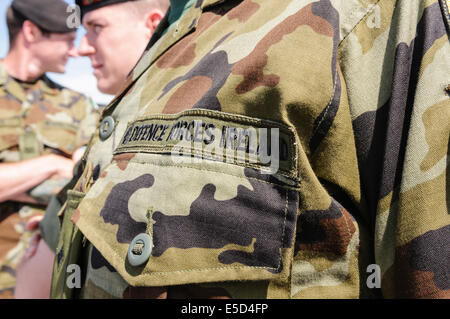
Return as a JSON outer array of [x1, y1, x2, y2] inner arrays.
[[73, 109, 301, 289], [36, 120, 80, 156], [0, 119, 80, 159], [0, 117, 22, 154]]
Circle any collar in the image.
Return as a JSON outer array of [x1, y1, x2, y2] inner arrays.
[[39, 75, 61, 96], [0, 60, 59, 103]]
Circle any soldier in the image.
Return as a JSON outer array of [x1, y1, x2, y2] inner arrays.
[[77, 0, 169, 96], [13, 0, 169, 298], [0, 0, 99, 298], [52, 0, 449, 299]]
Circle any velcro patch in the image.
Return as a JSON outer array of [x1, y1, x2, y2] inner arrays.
[[115, 109, 298, 178]]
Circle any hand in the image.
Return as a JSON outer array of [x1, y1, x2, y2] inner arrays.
[[0, 153, 77, 203], [72, 146, 86, 164], [23, 215, 44, 259], [26, 215, 44, 232], [47, 154, 76, 179]]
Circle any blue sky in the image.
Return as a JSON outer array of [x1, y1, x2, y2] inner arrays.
[[0, 0, 113, 105]]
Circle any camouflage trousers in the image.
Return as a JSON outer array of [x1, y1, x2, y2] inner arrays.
[[0, 202, 44, 299]]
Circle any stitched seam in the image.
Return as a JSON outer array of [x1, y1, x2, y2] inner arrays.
[[311, 67, 338, 139], [115, 146, 295, 178], [440, 0, 450, 33], [131, 109, 293, 131], [84, 225, 281, 274], [442, 0, 450, 21], [112, 158, 300, 191], [312, 0, 384, 141], [276, 189, 290, 273]]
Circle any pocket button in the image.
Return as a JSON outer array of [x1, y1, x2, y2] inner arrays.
[[99, 116, 115, 140], [127, 233, 153, 267]]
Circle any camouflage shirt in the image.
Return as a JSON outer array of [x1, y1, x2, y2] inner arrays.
[[52, 0, 450, 299], [0, 60, 99, 298]]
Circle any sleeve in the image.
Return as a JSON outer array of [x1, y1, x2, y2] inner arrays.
[[338, 0, 450, 298], [39, 95, 99, 251]]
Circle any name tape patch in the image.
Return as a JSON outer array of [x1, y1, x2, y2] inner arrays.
[[114, 110, 297, 176]]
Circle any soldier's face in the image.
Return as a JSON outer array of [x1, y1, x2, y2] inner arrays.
[[78, 5, 152, 95], [32, 31, 78, 73]]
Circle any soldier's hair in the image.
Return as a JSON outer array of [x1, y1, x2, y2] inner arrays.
[[6, 6, 50, 49], [123, 0, 170, 19]]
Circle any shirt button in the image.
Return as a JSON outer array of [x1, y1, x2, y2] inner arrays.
[[127, 233, 153, 267], [99, 116, 115, 140]]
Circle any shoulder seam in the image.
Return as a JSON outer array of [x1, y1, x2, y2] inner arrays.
[[438, 0, 450, 35]]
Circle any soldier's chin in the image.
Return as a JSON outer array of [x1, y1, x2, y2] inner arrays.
[[96, 79, 118, 95], [48, 65, 66, 74]]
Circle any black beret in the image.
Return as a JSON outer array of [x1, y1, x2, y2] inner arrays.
[[11, 0, 76, 33], [75, 0, 137, 18]]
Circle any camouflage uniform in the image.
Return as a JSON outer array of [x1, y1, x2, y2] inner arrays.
[[0, 60, 99, 298], [52, 0, 450, 299]]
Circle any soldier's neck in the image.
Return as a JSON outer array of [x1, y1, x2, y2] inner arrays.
[[3, 47, 45, 82]]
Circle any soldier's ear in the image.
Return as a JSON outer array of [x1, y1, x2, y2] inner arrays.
[[22, 20, 43, 44], [144, 9, 164, 37]]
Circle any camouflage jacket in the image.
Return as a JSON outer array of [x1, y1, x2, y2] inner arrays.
[[52, 0, 450, 299], [0, 60, 99, 205], [0, 60, 99, 297]]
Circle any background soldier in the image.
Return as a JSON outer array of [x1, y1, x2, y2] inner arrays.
[[0, 0, 99, 298], [13, 0, 169, 298], [51, 0, 449, 299]]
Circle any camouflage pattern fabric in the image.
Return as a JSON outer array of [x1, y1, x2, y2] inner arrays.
[[52, 0, 449, 299], [0, 60, 99, 298]]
